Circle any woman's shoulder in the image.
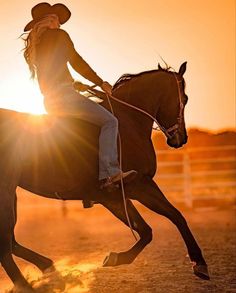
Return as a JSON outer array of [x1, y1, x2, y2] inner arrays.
[[40, 28, 73, 47], [41, 28, 71, 40]]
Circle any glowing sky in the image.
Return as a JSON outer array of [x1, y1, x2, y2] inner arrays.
[[0, 0, 235, 129]]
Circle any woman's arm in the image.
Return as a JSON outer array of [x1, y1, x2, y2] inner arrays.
[[69, 50, 104, 87], [60, 30, 105, 86]]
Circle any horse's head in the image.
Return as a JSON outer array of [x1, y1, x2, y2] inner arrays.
[[156, 62, 188, 148]]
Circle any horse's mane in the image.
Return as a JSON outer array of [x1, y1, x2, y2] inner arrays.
[[113, 64, 175, 90]]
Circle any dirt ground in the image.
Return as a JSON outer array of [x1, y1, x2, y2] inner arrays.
[[0, 194, 235, 293]]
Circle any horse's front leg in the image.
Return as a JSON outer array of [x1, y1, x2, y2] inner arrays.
[[127, 176, 209, 280], [101, 196, 152, 266]]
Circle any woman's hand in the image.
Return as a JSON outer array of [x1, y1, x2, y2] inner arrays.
[[101, 81, 112, 95], [73, 81, 90, 92]]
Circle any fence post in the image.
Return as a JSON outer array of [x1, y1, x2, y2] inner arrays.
[[183, 151, 193, 208]]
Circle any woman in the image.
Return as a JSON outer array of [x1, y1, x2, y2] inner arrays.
[[22, 2, 137, 189]]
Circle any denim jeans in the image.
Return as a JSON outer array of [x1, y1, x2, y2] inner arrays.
[[44, 84, 121, 180]]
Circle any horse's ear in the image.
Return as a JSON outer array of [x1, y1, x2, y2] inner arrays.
[[178, 62, 187, 76], [158, 63, 163, 70]]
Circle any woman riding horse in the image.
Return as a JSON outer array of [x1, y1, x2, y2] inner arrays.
[[0, 3, 210, 291], [22, 2, 137, 188]]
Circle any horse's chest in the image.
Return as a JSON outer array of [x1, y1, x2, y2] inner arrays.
[[121, 137, 156, 176]]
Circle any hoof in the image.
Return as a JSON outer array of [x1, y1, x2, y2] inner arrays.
[[103, 252, 118, 267], [193, 264, 210, 280]]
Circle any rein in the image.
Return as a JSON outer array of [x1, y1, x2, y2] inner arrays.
[[106, 93, 138, 241]]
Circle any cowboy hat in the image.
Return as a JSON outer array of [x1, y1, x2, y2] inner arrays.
[[24, 2, 71, 32]]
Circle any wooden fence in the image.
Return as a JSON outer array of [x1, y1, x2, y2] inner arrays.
[[154, 145, 236, 207]]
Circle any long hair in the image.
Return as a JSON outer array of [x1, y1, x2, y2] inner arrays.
[[22, 14, 59, 79]]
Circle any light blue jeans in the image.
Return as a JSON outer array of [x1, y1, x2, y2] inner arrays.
[[44, 84, 121, 180]]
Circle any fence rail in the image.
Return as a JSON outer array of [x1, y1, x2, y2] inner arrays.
[[154, 145, 236, 207]]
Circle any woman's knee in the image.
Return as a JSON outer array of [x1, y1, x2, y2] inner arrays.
[[111, 115, 118, 127], [102, 114, 118, 129], [105, 114, 118, 128]]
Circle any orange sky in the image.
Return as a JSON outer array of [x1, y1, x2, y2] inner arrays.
[[0, 0, 235, 130]]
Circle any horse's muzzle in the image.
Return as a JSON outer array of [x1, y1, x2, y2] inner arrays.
[[167, 132, 188, 148]]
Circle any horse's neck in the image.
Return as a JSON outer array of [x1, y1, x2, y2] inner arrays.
[[117, 73, 166, 113], [112, 75, 163, 135]]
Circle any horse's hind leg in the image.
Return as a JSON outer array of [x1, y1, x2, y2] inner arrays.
[[12, 241, 54, 273], [0, 150, 34, 291], [12, 193, 54, 272], [0, 188, 33, 291], [101, 196, 152, 266], [128, 177, 209, 280]]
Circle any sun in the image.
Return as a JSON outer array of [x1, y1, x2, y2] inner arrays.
[[0, 78, 47, 115]]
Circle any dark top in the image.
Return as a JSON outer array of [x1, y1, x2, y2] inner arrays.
[[35, 28, 103, 95]]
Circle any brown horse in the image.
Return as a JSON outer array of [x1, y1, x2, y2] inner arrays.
[[0, 62, 209, 292]]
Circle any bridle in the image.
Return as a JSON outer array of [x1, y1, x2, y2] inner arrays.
[[105, 72, 185, 140], [159, 73, 185, 139]]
